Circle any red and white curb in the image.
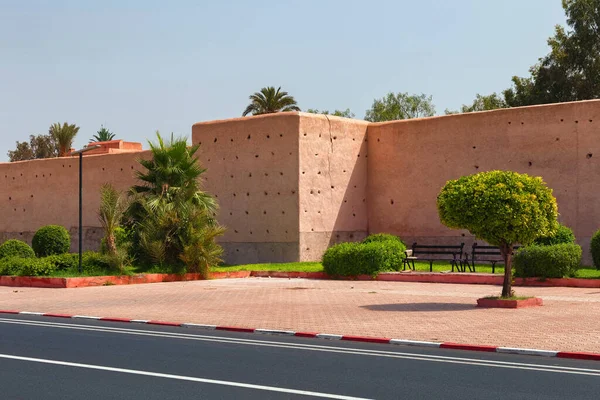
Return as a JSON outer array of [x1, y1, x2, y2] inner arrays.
[[2, 310, 600, 361]]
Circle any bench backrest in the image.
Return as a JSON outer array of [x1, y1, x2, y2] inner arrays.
[[411, 243, 465, 256], [472, 243, 520, 259]]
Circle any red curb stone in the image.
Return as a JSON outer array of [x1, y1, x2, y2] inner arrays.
[[0, 310, 20, 314], [147, 321, 181, 327], [557, 351, 600, 361], [216, 326, 255, 333], [99, 317, 132, 323], [341, 335, 391, 344], [295, 332, 319, 338], [440, 343, 497, 352], [42, 313, 73, 318], [477, 297, 543, 308]]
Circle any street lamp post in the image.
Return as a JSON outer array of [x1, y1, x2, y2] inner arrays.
[[69, 145, 101, 273]]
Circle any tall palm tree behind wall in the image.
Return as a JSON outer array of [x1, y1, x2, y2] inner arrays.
[[50, 122, 80, 156], [90, 125, 115, 143], [242, 86, 301, 116]]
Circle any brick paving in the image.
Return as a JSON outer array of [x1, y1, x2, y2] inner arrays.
[[1, 278, 599, 353]]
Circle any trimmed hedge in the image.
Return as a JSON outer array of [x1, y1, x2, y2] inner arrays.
[[362, 233, 406, 246], [0, 256, 55, 276], [322, 240, 406, 277], [533, 223, 575, 246], [0, 239, 35, 259], [513, 243, 582, 279], [32, 225, 70, 257], [591, 230, 600, 270]]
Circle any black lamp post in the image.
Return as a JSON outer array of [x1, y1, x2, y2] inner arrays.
[[69, 145, 101, 273]]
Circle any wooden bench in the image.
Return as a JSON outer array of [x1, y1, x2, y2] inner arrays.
[[468, 243, 520, 273], [403, 243, 466, 272]]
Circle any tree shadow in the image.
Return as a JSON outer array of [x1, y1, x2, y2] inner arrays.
[[361, 302, 476, 312]]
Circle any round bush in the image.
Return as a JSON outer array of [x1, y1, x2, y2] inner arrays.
[[322, 240, 406, 277], [32, 225, 70, 257], [591, 230, 600, 270], [362, 233, 406, 246], [513, 243, 582, 278], [533, 223, 575, 246], [0, 239, 35, 259]]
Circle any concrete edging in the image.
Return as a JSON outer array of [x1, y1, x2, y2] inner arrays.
[[1, 270, 599, 289], [1, 310, 598, 362]]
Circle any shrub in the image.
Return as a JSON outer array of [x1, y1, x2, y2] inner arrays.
[[322, 240, 405, 277], [81, 251, 112, 272], [591, 230, 600, 270], [43, 253, 78, 271], [533, 223, 575, 246], [0, 239, 35, 259], [362, 233, 406, 246], [514, 243, 582, 279], [0, 256, 55, 276], [32, 225, 70, 257]]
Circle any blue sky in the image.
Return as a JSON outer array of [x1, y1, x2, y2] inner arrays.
[[0, 0, 565, 160]]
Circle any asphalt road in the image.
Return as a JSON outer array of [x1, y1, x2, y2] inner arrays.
[[0, 315, 599, 399]]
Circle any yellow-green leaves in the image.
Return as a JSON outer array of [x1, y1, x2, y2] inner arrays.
[[437, 170, 558, 247]]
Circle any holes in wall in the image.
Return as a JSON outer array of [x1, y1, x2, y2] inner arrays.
[[245, 211, 249, 215], [352, 213, 356, 217], [472, 146, 476, 149], [333, 136, 337, 140], [390, 199, 394, 205], [474, 165, 479, 169], [247, 134, 251, 139], [233, 193, 237, 197], [556, 138, 560, 141], [590, 120, 593, 123], [263, 210, 267, 215], [8, 197, 11, 200], [576, 120, 579, 124], [246, 192, 250, 196], [255, 154, 259, 158], [303, 133, 307, 136], [280, 134, 283, 137], [561, 119, 564, 122], [377, 138, 380, 142], [266, 135, 270, 139], [265, 172, 269, 176], [528, 161, 532, 167], [331, 185, 335, 189], [213, 138, 217, 143], [230, 174, 234, 178], [248, 172, 252, 177], [508, 122, 511, 125], [280, 172, 283, 176], [230, 138, 234, 142], [264, 191, 268, 195], [317, 171, 321, 175], [229, 212, 233, 216], [521, 122, 524, 125], [587, 153, 593, 159]]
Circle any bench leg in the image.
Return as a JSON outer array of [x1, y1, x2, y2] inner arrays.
[[411, 259, 415, 271], [492, 262, 496, 274], [430, 261, 433, 272]]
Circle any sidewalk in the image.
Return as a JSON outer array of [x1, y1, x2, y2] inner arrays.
[[1, 278, 599, 353]]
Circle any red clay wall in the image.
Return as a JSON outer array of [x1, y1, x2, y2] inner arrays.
[[367, 100, 600, 265], [298, 114, 369, 260], [192, 113, 301, 263], [0, 151, 150, 251]]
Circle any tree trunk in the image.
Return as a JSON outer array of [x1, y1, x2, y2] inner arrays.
[[106, 234, 117, 256], [500, 243, 514, 298]]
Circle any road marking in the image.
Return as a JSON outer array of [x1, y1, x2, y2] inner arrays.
[[1, 317, 600, 376], [0, 353, 370, 400]]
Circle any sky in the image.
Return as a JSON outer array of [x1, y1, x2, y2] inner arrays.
[[0, 0, 566, 161]]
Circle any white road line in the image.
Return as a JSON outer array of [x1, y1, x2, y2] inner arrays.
[[0, 353, 370, 400], [2, 317, 600, 376], [72, 316, 101, 320]]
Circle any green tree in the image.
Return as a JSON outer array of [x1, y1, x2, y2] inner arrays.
[[8, 134, 58, 162], [364, 92, 435, 122], [242, 86, 301, 116], [445, 93, 508, 115], [437, 171, 558, 298], [97, 183, 128, 257], [504, 0, 600, 106], [306, 108, 356, 118], [126, 132, 223, 272], [50, 122, 80, 157], [90, 125, 115, 143]]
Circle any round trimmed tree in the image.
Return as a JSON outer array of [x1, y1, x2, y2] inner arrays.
[[437, 171, 558, 298]]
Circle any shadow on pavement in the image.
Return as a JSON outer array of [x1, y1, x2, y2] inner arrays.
[[361, 302, 477, 312]]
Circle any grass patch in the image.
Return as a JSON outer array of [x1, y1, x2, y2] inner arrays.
[[212, 262, 323, 273], [574, 267, 600, 279]]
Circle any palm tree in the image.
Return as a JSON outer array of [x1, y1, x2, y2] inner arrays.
[[90, 125, 115, 143], [242, 86, 301, 116], [126, 132, 223, 268], [97, 183, 128, 257], [49, 122, 80, 156]]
